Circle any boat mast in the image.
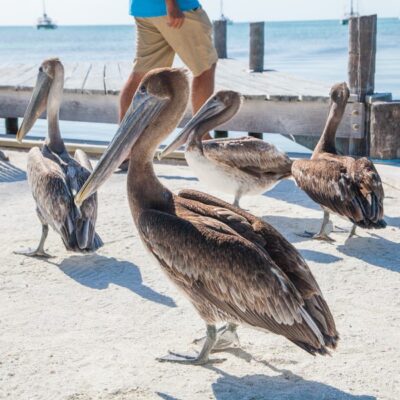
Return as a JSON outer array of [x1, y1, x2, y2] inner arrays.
[[220, 0, 223, 19], [350, 0, 354, 16], [42, 0, 46, 16]]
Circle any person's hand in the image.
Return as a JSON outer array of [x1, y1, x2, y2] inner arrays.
[[166, 2, 185, 29]]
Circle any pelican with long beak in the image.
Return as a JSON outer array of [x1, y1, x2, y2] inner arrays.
[[292, 82, 386, 241], [15, 58, 102, 257], [159, 91, 293, 207], [75, 68, 338, 365]]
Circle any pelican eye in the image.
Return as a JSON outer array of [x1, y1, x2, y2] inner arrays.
[[39, 66, 43, 72], [139, 85, 147, 94]]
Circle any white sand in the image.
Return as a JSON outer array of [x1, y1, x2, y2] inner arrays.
[[0, 149, 399, 400]]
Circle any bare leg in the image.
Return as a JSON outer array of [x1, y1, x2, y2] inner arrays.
[[191, 64, 216, 140], [157, 324, 225, 365], [14, 224, 52, 258], [193, 322, 240, 352], [298, 210, 335, 242]]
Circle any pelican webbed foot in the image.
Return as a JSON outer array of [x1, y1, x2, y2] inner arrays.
[[193, 323, 240, 352], [157, 325, 226, 365], [14, 224, 53, 258], [296, 211, 335, 242]]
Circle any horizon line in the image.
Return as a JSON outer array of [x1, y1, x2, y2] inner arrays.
[[0, 15, 397, 28]]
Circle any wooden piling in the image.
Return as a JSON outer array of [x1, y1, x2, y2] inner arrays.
[[347, 14, 377, 156], [249, 22, 265, 72], [5, 117, 18, 135], [348, 15, 377, 101], [213, 20, 228, 137], [213, 20, 227, 59]]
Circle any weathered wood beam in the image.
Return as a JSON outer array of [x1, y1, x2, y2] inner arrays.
[[0, 90, 365, 139]]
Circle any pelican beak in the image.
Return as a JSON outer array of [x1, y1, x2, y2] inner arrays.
[[17, 68, 52, 142], [158, 96, 226, 159], [74, 91, 168, 207]]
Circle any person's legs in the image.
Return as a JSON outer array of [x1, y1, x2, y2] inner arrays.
[[191, 63, 216, 139], [154, 8, 218, 140], [119, 71, 146, 122]]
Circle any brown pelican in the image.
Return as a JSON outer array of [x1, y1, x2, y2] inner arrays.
[[292, 82, 386, 242], [75, 68, 338, 365], [159, 91, 292, 206], [15, 58, 102, 257]]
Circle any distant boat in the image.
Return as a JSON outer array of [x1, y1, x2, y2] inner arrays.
[[340, 0, 359, 25], [37, 0, 57, 29], [219, 0, 233, 25]]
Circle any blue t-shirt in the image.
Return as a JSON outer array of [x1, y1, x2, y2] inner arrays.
[[130, 0, 200, 18]]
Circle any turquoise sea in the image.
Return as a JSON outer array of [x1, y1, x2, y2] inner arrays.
[[0, 18, 399, 152]]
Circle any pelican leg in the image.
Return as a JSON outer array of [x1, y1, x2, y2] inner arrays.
[[193, 322, 240, 351], [347, 224, 357, 239], [14, 224, 53, 258], [233, 195, 241, 208], [157, 324, 226, 365], [297, 211, 335, 242]]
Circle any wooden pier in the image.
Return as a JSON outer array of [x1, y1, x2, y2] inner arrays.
[[0, 14, 398, 159]]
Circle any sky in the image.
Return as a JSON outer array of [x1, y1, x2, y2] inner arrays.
[[0, 0, 398, 26]]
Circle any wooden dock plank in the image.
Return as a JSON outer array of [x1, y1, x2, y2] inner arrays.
[[104, 63, 124, 94], [83, 63, 105, 94], [63, 62, 91, 93]]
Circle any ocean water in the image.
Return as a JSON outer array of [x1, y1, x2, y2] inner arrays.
[[0, 18, 399, 151]]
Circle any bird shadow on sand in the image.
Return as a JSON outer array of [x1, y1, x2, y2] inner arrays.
[[337, 233, 400, 273], [56, 254, 176, 307], [0, 160, 27, 183], [158, 174, 198, 182], [208, 362, 376, 400], [263, 179, 320, 211], [262, 215, 328, 244], [156, 393, 181, 400]]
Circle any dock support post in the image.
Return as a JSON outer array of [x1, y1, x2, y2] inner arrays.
[[348, 14, 377, 156], [213, 19, 228, 138], [5, 118, 18, 135], [249, 22, 265, 72], [213, 20, 227, 59]]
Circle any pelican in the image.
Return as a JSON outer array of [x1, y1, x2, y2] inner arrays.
[[292, 82, 386, 241], [15, 58, 103, 257], [159, 91, 292, 207], [75, 68, 338, 365]]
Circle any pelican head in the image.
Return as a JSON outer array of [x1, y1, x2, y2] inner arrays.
[[75, 68, 189, 207], [329, 82, 350, 107], [17, 58, 64, 142], [159, 90, 242, 159]]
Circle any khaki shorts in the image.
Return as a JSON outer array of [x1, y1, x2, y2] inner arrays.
[[133, 8, 218, 77]]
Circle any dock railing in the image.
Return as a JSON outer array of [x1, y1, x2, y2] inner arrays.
[[1, 14, 399, 160]]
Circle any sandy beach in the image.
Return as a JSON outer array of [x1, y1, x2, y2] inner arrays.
[[0, 149, 399, 400]]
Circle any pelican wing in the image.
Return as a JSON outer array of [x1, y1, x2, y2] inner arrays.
[[203, 137, 292, 177], [292, 158, 386, 228], [139, 195, 338, 354]]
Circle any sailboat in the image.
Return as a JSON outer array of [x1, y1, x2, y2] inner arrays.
[[219, 0, 233, 25], [37, 0, 57, 29], [340, 0, 359, 25]]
